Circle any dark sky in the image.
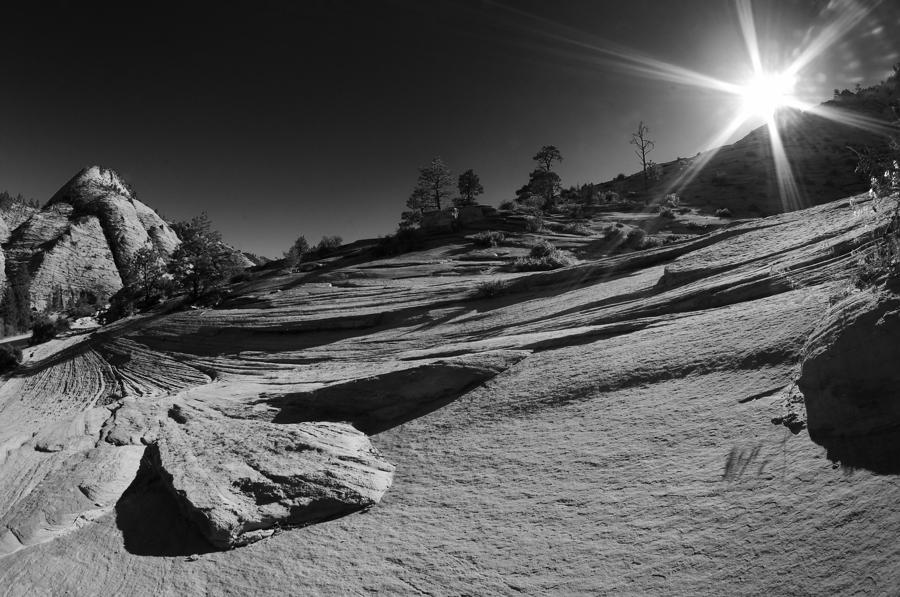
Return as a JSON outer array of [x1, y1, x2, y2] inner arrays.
[[2, 0, 897, 257]]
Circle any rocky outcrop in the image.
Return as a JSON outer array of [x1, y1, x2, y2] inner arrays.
[[0, 200, 38, 244], [798, 286, 900, 438], [1, 166, 181, 312], [149, 402, 394, 549]]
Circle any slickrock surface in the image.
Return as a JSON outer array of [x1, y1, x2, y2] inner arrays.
[[1, 166, 180, 311], [2, 193, 900, 595]]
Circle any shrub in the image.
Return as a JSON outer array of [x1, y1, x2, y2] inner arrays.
[[29, 313, 70, 346], [99, 289, 135, 325], [529, 240, 556, 258], [67, 297, 97, 319], [517, 196, 545, 212], [848, 136, 900, 286], [313, 235, 343, 258], [284, 235, 310, 268], [616, 173, 627, 181], [602, 224, 625, 242], [473, 279, 508, 298], [852, 207, 900, 288], [715, 208, 733, 218], [664, 193, 680, 208], [524, 214, 543, 232], [558, 222, 593, 236], [659, 206, 676, 219], [513, 252, 574, 271], [603, 191, 620, 203], [373, 227, 424, 257], [0, 344, 21, 373], [642, 236, 664, 249], [499, 200, 516, 211], [625, 228, 647, 249], [471, 230, 505, 248], [563, 203, 585, 218]]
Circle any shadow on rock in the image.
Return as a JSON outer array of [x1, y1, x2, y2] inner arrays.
[[813, 428, 900, 474], [798, 286, 900, 474], [263, 351, 526, 434], [115, 451, 218, 557]]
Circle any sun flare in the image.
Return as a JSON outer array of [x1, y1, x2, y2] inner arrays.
[[739, 72, 797, 120]]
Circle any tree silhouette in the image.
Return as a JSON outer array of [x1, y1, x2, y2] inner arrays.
[[523, 146, 563, 209], [169, 213, 236, 299], [533, 146, 563, 172], [455, 169, 484, 206], [630, 121, 655, 189], [407, 157, 454, 213]]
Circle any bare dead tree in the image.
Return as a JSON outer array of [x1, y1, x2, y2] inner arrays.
[[630, 121, 655, 189]]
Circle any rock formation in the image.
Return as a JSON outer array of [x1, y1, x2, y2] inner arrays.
[[1, 166, 180, 314], [798, 280, 900, 471], [2, 181, 900, 594]]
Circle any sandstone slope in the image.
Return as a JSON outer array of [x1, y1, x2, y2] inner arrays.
[[0, 193, 899, 595]]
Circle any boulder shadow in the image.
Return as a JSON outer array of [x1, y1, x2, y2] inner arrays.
[[262, 360, 509, 434], [811, 428, 900, 475], [115, 451, 218, 557]]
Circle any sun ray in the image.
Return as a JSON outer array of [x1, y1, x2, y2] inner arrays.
[[488, 1, 744, 95], [654, 114, 750, 205], [735, 0, 763, 74], [785, 0, 879, 78], [487, 0, 889, 215], [766, 115, 805, 211], [803, 103, 899, 137]]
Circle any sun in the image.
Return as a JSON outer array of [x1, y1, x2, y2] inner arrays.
[[739, 72, 797, 120]]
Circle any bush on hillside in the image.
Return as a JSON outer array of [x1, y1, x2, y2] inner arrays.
[[524, 214, 543, 232], [472, 279, 508, 298], [471, 230, 505, 248], [99, 289, 135, 325], [0, 344, 22, 374], [715, 208, 733, 218], [517, 196, 545, 212], [29, 313, 70, 346], [313, 235, 343, 258], [849, 133, 900, 286], [561, 222, 592, 236], [513, 241, 574, 271], [529, 240, 556, 258], [373, 227, 424, 257], [602, 224, 625, 242], [659, 206, 676, 219], [513, 252, 574, 271], [625, 228, 646, 249]]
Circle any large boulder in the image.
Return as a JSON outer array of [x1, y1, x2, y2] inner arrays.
[[797, 284, 900, 469], [798, 287, 900, 438], [149, 401, 395, 549]]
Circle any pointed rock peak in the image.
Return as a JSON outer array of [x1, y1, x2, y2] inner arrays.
[[48, 165, 136, 208]]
